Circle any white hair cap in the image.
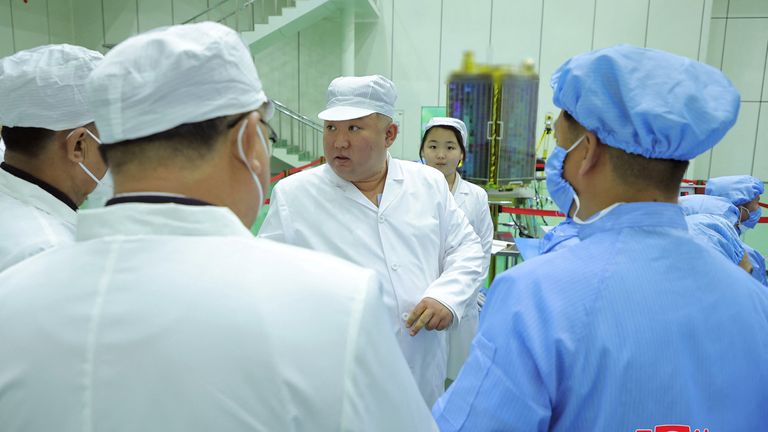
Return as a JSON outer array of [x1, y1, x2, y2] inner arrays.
[[318, 75, 396, 121], [424, 117, 468, 148], [86, 21, 273, 144], [0, 44, 103, 131]]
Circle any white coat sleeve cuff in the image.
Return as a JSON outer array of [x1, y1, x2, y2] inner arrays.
[[425, 296, 459, 328]]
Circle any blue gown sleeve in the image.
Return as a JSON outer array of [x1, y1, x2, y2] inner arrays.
[[433, 270, 555, 431]]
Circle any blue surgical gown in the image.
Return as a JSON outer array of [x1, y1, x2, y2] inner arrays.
[[433, 202, 768, 431], [539, 218, 580, 255], [744, 244, 767, 286], [685, 213, 744, 265], [681, 195, 767, 286]]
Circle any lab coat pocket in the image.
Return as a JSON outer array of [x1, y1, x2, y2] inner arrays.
[[440, 333, 495, 427]]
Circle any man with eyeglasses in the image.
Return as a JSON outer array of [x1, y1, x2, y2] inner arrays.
[[0, 22, 437, 431]]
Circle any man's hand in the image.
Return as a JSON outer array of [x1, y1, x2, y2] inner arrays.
[[739, 252, 754, 274], [406, 297, 453, 336]]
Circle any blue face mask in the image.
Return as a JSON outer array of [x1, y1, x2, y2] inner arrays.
[[545, 135, 585, 216], [741, 206, 761, 229]]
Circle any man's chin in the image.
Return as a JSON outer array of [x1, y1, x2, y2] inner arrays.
[[329, 163, 355, 182]]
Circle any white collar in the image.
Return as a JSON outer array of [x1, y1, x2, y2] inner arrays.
[[76, 203, 252, 241], [0, 168, 77, 225], [450, 172, 462, 195]]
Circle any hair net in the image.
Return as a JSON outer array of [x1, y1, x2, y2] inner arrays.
[[0, 44, 103, 131], [686, 213, 745, 265], [551, 44, 740, 161], [423, 117, 468, 149], [86, 22, 272, 144], [705, 175, 764, 206], [678, 194, 740, 226]]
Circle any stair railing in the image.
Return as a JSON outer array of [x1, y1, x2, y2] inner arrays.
[[183, 0, 292, 31], [272, 100, 324, 162]]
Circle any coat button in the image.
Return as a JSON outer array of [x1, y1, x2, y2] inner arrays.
[[391, 263, 400, 271], [378, 215, 385, 223]]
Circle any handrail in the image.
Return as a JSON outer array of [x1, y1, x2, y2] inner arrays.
[[182, 0, 231, 24], [184, 0, 282, 27], [212, 0, 258, 24], [270, 99, 324, 163], [272, 100, 324, 132]]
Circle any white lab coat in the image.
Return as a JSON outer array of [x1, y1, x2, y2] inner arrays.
[[0, 167, 76, 271], [259, 155, 484, 405], [446, 173, 494, 380], [0, 202, 437, 432]]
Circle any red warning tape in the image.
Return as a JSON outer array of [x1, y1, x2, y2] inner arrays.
[[267, 164, 766, 224], [265, 157, 325, 205], [270, 157, 324, 183], [500, 207, 564, 217]]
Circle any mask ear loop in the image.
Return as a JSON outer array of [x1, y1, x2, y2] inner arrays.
[[737, 206, 749, 233], [78, 163, 101, 184], [566, 134, 624, 224], [561, 135, 586, 219], [66, 128, 102, 145], [236, 118, 268, 216], [66, 128, 104, 185]]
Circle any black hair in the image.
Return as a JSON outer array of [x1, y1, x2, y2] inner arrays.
[[560, 110, 689, 194], [99, 115, 234, 172], [1, 126, 57, 158], [604, 145, 689, 194]]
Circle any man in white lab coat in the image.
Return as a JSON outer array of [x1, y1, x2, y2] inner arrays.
[[0, 23, 437, 432], [0, 44, 107, 271], [259, 75, 485, 405]]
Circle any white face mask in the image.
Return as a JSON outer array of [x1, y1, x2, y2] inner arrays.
[[236, 117, 270, 216], [83, 169, 114, 208], [66, 128, 105, 185]]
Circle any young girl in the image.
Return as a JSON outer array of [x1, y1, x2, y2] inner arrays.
[[421, 117, 493, 381]]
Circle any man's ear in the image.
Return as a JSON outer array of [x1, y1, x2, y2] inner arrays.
[[577, 131, 603, 177], [384, 122, 398, 149], [228, 112, 263, 176], [65, 127, 87, 163]]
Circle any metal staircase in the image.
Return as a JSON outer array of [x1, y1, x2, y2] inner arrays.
[[271, 100, 324, 168], [184, 0, 380, 169], [183, 0, 298, 31], [184, 0, 379, 53]]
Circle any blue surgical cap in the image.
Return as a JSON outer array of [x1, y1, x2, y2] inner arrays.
[[686, 213, 744, 265], [551, 44, 740, 160], [705, 175, 765, 206], [679, 194, 740, 226]]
